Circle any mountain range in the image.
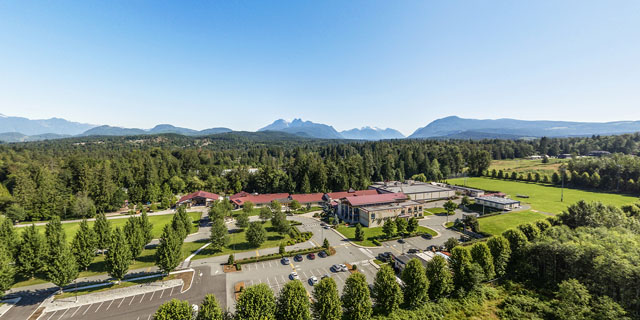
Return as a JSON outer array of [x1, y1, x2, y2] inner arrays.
[[2, 113, 640, 143]]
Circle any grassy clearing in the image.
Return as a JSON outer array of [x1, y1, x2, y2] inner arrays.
[[478, 211, 549, 236], [425, 207, 447, 215], [489, 158, 567, 176], [447, 177, 638, 214], [191, 221, 298, 260], [336, 225, 437, 247], [16, 212, 202, 243]]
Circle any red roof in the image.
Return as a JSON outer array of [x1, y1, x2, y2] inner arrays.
[[345, 192, 407, 206], [230, 191, 250, 200], [231, 193, 290, 206], [290, 193, 324, 204], [178, 191, 220, 204], [325, 189, 378, 200]]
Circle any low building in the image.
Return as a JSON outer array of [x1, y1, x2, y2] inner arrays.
[[340, 192, 424, 227], [450, 185, 485, 197], [368, 181, 455, 202], [394, 252, 434, 271], [557, 154, 573, 159], [177, 191, 222, 207], [323, 189, 379, 202], [289, 193, 325, 207], [587, 150, 611, 157], [474, 196, 521, 211], [230, 193, 290, 208]]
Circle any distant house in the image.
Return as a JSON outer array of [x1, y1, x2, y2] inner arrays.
[[177, 191, 222, 207], [230, 192, 290, 208], [528, 155, 543, 160], [368, 180, 455, 202], [587, 150, 611, 157], [474, 196, 520, 211], [289, 193, 325, 207], [557, 154, 573, 159], [449, 185, 485, 197]]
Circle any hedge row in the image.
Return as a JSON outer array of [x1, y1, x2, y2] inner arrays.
[[235, 246, 332, 265]]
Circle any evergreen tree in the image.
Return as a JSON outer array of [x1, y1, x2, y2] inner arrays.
[[450, 247, 476, 292], [44, 216, 65, 262], [246, 221, 266, 248], [395, 218, 408, 236], [124, 216, 146, 260], [407, 217, 419, 234], [72, 219, 97, 271], [155, 225, 182, 273], [209, 216, 230, 251], [372, 265, 402, 315], [196, 294, 223, 320], [16, 224, 44, 278], [235, 283, 276, 320], [171, 213, 187, 240], [105, 227, 132, 282], [0, 244, 15, 298], [354, 223, 364, 241], [312, 277, 342, 320], [276, 280, 311, 320], [341, 273, 372, 320], [487, 235, 511, 277], [382, 219, 396, 238], [0, 217, 18, 258], [401, 258, 429, 309], [48, 241, 79, 289], [426, 254, 452, 300], [140, 211, 154, 244], [93, 212, 111, 253], [323, 238, 330, 249], [154, 299, 193, 320], [470, 242, 495, 281]]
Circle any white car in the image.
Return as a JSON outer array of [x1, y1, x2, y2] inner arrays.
[[308, 276, 318, 286], [289, 272, 299, 280], [339, 264, 348, 272]]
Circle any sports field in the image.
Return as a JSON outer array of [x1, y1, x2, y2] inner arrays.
[[488, 158, 567, 176], [478, 211, 548, 236], [448, 177, 638, 214]]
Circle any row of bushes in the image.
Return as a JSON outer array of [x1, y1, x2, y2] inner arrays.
[[371, 230, 433, 246]]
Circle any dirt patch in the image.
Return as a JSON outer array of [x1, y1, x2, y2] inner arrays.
[[173, 271, 194, 292], [28, 307, 45, 320], [223, 264, 239, 273], [234, 282, 245, 301]]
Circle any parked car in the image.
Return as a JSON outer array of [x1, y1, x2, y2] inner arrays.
[[321, 274, 330, 280], [408, 248, 422, 254], [318, 251, 328, 258], [281, 257, 290, 265], [307, 253, 316, 260], [398, 239, 405, 244], [308, 276, 318, 286], [289, 272, 299, 280], [330, 264, 341, 272], [422, 234, 433, 240], [294, 254, 303, 262], [323, 226, 330, 229], [377, 252, 391, 262], [339, 264, 348, 272]]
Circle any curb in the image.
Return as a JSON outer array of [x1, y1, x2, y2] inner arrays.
[[0, 297, 21, 318]]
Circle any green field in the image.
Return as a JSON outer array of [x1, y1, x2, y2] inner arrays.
[[478, 211, 549, 236], [336, 225, 437, 247], [425, 207, 447, 215], [488, 158, 567, 176], [15, 212, 202, 243], [448, 177, 638, 214]]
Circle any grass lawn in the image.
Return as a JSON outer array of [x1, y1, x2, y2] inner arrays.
[[16, 212, 202, 243], [447, 177, 638, 214], [336, 225, 437, 247], [489, 158, 568, 176], [425, 207, 448, 215], [191, 221, 297, 260], [478, 211, 549, 236]]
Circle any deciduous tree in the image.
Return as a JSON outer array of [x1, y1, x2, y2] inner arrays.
[[426, 255, 453, 300], [154, 299, 193, 320], [196, 294, 223, 320], [276, 280, 311, 320], [487, 235, 511, 277], [246, 221, 266, 248], [105, 227, 132, 282], [372, 265, 402, 315], [17, 224, 44, 278], [312, 277, 342, 320], [470, 242, 495, 281], [72, 219, 97, 271], [235, 283, 276, 320], [209, 216, 229, 251], [341, 272, 372, 320], [93, 212, 111, 253], [401, 258, 429, 309], [382, 219, 396, 239], [155, 225, 182, 273]]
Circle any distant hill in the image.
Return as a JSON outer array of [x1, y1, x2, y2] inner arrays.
[[0, 132, 71, 143], [427, 130, 528, 140], [148, 124, 198, 135], [0, 113, 96, 135], [81, 125, 147, 136], [259, 119, 344, 139], [409, 116, 640, 139], [341, 127, 405, 140]]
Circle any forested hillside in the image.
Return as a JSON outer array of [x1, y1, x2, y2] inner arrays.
[[0, 131, 638, 222]]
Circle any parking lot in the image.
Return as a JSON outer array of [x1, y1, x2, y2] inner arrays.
[[227, 246, 379, 300]]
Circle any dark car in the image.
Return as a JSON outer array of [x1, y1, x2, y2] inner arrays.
[[398, 239, 405, 244], [318, 251, 328, 258], [408, 248, 422, 254], [281, 257, 290, 265], [422, 234, 433, 240], [377, 252, 391, 262], [308, 253, 316, 260], [294, 254, 303, 262]]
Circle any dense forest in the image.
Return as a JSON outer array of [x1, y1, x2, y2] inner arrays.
[[0, 131, 638, 221]]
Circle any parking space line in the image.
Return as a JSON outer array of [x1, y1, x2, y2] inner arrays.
[[148, 314, 152, 320], [266, 277, 271, 287], [139, 293, 146, 303], [46, 310, 57, 320], [94, 301, 104, 312], [106, 299, 115, 311], [70, 306, 81, 318], [261, 262, 265, 268], [170, 286, 175, 296], [57, 308, 69, 320], [82, 304, 92, 315], [302, 271, 308, 278], [281, 275, 286, 283], [159, 288, 165, 299], [129, 295, 136, 305], [117, 297, 126, 308], [149, 290, 155, 301]]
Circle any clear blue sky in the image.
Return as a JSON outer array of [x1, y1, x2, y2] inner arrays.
[[1, 1, 639, 135]]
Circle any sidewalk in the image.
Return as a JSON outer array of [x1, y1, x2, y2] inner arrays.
[[0, 297, 21, 317]]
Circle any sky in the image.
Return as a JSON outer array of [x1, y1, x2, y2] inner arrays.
[[0, 1, 639, 136]]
